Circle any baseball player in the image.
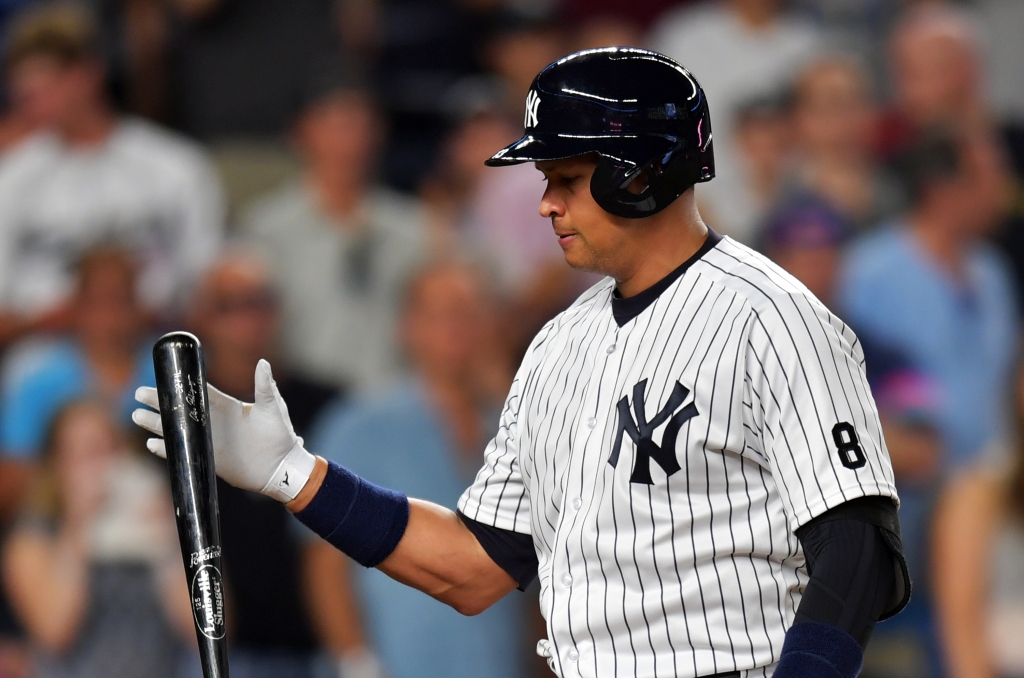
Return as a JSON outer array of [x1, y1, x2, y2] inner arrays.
[[134, 48, 909, 678]]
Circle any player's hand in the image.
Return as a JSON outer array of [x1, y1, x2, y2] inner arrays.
[[131, 359, 317, 504]]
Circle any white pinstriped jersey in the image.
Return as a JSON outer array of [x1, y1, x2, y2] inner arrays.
[[457, 235, 898, 678]]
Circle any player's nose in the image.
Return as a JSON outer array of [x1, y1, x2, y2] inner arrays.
[[539, 184, 565, 220]]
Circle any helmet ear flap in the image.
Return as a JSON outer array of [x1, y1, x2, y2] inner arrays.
[[590, 157, 658, 219], [590, 148, 702, 219]]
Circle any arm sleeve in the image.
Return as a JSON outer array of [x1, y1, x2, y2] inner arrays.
[[793, 496, 911, 648], [743, 292, 899, 531], [457, 511, 538, 591]]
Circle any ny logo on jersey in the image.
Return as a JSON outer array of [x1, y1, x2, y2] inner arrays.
[[524, 90, 541, 128], [609, 379, 699, 484]]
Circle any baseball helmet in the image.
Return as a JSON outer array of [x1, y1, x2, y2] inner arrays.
[[486, 47, 715, 219]]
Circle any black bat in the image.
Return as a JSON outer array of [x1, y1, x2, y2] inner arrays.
[[153, 332, 229, 678]]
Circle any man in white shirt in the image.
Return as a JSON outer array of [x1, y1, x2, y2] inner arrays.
[[241, 63, 426, 394], [0, 5, 224, 343]]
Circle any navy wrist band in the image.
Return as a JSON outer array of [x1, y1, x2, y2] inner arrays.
[[295, 461, 410, 567], [774, 622, 863, 678]]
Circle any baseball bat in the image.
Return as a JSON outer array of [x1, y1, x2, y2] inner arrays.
[[153, 331, 229, 678]]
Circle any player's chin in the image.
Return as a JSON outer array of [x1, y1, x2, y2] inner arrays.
[[560, 239, 596, 271]]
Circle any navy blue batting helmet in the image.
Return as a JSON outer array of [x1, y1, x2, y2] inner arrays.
[[486, 47, 715, 219]]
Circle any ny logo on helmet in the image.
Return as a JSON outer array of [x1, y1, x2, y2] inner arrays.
[[524, 90, 541, 129], [608, 379, 699, 484]]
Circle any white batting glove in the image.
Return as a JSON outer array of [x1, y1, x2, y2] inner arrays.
[[132, 359, 317, 504]]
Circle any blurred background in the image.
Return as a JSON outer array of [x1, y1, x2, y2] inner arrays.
[[0, 0, 1021, 677]]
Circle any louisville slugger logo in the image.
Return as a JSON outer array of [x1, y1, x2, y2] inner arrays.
[[609, 380, 699, 484], [191, 564, 226, 640], [524, 90, 541, 128]]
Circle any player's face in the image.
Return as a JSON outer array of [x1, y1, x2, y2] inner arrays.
[[536, 157, 635, 276]]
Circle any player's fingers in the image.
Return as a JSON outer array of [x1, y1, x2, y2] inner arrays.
[[132, 408, 164, 436], [253, 358, 282, 408], [146, 437, 167, 459], [135, 386, 159, 409]]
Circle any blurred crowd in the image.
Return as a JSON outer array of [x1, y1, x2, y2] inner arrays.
[[0, 0, 1020, 677]]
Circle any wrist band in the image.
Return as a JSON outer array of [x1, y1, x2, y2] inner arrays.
[[773, 622, 863, 678], [294, 461, 410, 567]]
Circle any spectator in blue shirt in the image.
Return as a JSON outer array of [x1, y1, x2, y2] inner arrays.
[[0, 248, 155, 465], [310, 260, 524, 678], [839, 129, 1016, 678]]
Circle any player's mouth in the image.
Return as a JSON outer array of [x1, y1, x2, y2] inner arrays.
[[555, 231, 577, 247]]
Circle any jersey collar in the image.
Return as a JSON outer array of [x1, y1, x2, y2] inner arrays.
[[610, 227, 722, 327]]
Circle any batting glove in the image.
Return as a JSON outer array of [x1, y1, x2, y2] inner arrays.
[[132, 359, 317, 504]]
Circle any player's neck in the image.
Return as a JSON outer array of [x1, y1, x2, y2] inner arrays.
[[614, 196, 710, 298]]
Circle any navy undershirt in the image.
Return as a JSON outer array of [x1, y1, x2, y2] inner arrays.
[[610, 227, 722, 327]]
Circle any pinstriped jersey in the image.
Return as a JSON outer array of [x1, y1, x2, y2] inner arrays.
[[457, 235, 898, 678]]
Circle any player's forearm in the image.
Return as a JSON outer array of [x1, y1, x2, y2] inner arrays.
[[378, 500, 516, 615], [289, 458, 515, 616]]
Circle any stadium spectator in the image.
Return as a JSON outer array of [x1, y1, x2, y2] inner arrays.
[[0, 249, 154, 492], [185, 250, 379, 678], [241, 64, 427, 393], [882, 3, 989, 157], [649, 0, 821, 240], [789, 57, 902, 231], [840, 130, 1016, 678], [885, 3, 1024, 329], [790, 0, 905, 91], [2, 401, 193, 678], [725, 93, 793, 244], [881, 0, 1014, 220], [482, 10, 564, 123], [0, 4, 224, 346], [371, 0, 497, 192], [310, 261, 523, 678], [761, 195, 945, 677]]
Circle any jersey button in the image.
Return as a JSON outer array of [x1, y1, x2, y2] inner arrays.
[[562, 574, 573, 587], [586, 417, 597, 429], [606, 344, 616, 354], [571, 497, 582, 510], [567, 649, 579, 662]]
